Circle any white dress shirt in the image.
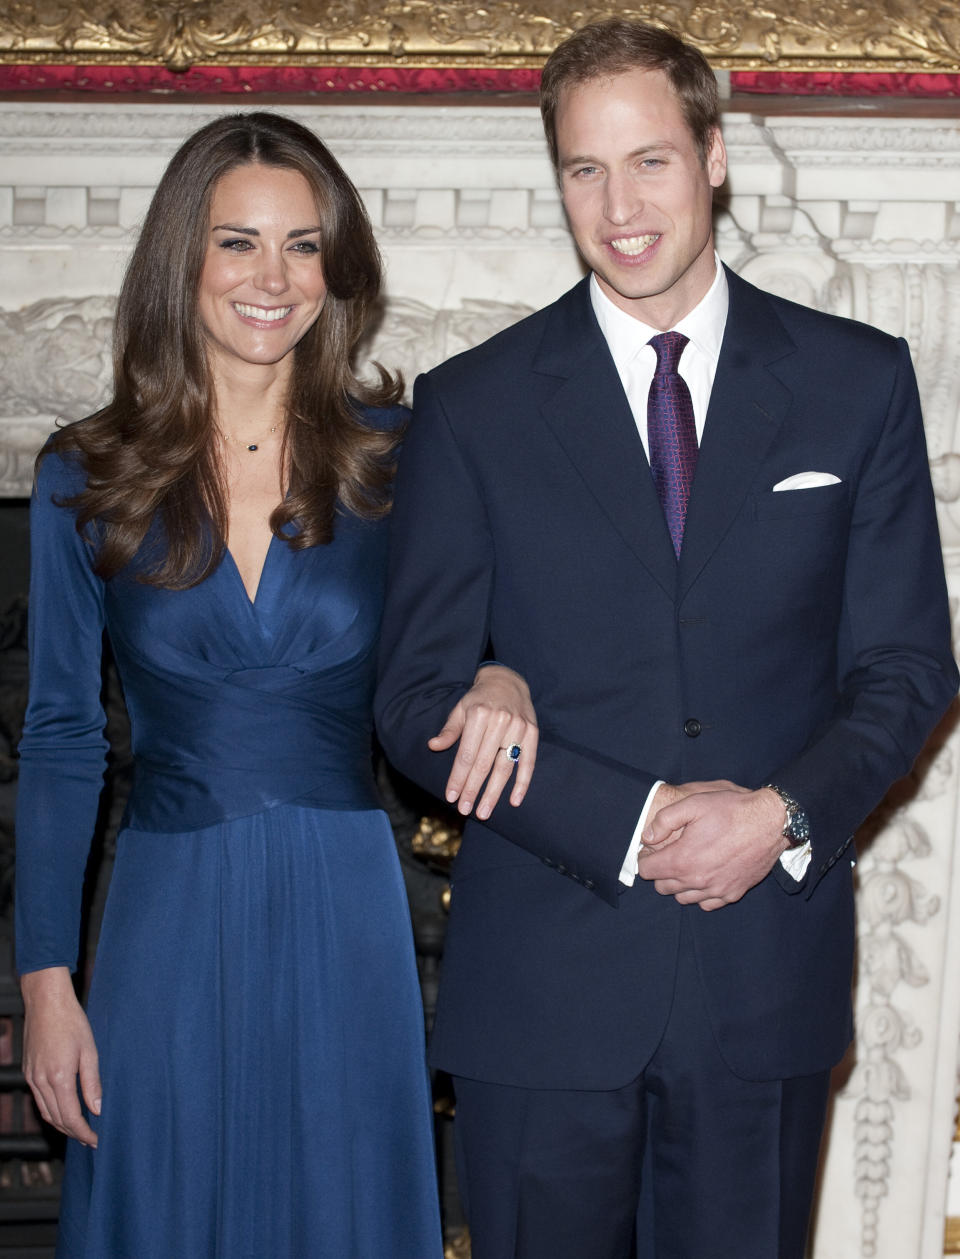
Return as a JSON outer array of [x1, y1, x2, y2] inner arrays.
[[588, 262, 811, 887]]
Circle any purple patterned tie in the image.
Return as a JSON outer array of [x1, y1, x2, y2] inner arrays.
[[647, 331, 698, 558]]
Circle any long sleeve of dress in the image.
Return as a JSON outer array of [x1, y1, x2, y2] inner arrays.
[[15, 450, 108, 975]]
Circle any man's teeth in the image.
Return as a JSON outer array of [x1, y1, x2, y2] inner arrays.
[[610, 234, 659, 256], [233, 303, 293, 321]]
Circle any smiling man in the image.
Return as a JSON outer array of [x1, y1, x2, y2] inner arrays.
[[375, 19, 958, 1259]]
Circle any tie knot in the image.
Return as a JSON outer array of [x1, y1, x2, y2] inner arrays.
[[648, 331, 689, 375]]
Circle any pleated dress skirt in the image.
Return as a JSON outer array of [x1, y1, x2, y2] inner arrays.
[[55, 804, 444, 1259]]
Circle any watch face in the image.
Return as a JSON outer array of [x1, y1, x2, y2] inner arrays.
[[787, 807, 811, 846], [765, 784, 810, 847]]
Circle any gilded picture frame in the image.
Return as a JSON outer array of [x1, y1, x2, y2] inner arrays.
[[0, 0, 959, 75]]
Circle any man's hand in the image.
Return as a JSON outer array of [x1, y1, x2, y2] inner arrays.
[[641, 780, 749, 848], [636, 784, 787, 911], [430, 665, 539, 819]]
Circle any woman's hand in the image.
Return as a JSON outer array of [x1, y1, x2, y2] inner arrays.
[[430, 665, 539, 819], [21, 966, 101, 1148]]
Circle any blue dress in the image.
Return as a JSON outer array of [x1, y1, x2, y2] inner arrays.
[[15, 433, 444, 1259]]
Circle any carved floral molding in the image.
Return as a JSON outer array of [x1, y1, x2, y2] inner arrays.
[[0, 0, 959, 72], [842, 744, 950, 1256]]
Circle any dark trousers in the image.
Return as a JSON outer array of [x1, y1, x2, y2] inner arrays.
[[452, 920, 830, 1259]]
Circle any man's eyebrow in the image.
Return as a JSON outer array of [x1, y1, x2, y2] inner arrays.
[[559, 142, 677, 170], [211, 224, 322, 237]]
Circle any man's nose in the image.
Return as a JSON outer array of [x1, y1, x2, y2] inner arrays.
[[603, 171, 640, 226]]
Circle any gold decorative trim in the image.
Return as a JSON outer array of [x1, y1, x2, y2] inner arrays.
[[443, 1228, 471, 1259], [412, 814, 462, 867], [0, 1, 958, 73], [945, 1215, 960, 1253]]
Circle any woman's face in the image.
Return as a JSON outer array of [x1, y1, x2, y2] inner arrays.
[[198, 162, 328, 377]]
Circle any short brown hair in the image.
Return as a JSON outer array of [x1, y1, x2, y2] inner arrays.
[[540, 19, 720, 168]]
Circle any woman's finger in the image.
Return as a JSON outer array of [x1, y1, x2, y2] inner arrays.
[[442, 702, 499, 804], [474, 718, 534, 818], [79, 1044, 102, 1120], [456, 708, 514, 814], [508, 723, 539, 806]]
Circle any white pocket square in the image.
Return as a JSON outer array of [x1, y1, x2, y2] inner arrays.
[[772, 472, 842, 492]]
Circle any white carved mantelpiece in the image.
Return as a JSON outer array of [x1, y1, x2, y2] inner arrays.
[[1, 100, 959, 1258]]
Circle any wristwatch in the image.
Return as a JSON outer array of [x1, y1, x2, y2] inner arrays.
[[763, 783, 811, 848]]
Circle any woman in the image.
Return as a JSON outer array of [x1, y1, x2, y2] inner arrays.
[[16, 112, 537, 1258]]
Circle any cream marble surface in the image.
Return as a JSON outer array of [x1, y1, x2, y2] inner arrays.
[[0, 97, 958, 1258]]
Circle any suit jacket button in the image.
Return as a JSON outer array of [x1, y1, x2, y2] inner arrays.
[[683, 717, 702, 738], [556, 863, 567, 875], [584, 879, 595, 890]]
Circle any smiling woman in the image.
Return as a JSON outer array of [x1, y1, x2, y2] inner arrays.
[[198, 162, 332, 599], [13, 111, 538, 1259], [200, 165, 328, 381], [36, 112, 402, 590]]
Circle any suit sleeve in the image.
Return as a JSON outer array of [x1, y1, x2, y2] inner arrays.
[[15, 452, 109, 974], [771, 337, 957, 895], [375, 373, 658, 907]]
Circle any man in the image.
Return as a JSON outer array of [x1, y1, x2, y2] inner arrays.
[[375, 19, 958, 1258]]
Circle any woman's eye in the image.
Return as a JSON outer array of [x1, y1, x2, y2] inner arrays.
[[290, 240, 320, 254], [219, 238, 253, 252]]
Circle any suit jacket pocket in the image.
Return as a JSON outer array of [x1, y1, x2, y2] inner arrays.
[[753, 481, 848, 521]]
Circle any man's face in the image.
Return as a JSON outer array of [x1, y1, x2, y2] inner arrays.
[[555, 67, 726, 330]]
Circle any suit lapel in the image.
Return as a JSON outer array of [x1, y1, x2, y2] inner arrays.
[[678, 270, 797, 599], [534, 279, 678, 599], [531, 272, 799, 603]]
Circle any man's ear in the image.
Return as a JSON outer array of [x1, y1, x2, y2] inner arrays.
[[706, 127, 727, 190]]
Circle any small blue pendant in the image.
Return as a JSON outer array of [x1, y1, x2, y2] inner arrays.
[[246, 443, 258, 452]]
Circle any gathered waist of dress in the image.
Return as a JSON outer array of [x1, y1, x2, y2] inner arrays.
[[125, 757, 380, 833], [121, 664, 381, 832]]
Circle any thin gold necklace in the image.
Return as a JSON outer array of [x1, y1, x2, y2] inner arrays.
[[220, 422, 281, 453]]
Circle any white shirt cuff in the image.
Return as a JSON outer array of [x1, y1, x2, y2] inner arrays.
[[619, 780, 664, 887], [779, 840, 812, 881]]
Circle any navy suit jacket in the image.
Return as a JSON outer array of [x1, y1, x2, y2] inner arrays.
[[375, 268, 957, 1089]]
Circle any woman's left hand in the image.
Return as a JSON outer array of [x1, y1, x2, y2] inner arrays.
[[430, 666, 539, 819]]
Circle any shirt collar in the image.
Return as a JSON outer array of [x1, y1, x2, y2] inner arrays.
[[590, 255, 729, 371]]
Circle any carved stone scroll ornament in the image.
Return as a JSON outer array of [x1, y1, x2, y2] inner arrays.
[[841, 741, 953, 1257], [366, 297, 534, 396], [0, 294, 536, 496], [0, 298, 114, 419], [0, 0, 958, 71], [0, 292, 534, 420]]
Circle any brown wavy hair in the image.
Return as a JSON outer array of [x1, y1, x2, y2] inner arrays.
[[540, 19, 720, 170], [47, 111, 403, 588]]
